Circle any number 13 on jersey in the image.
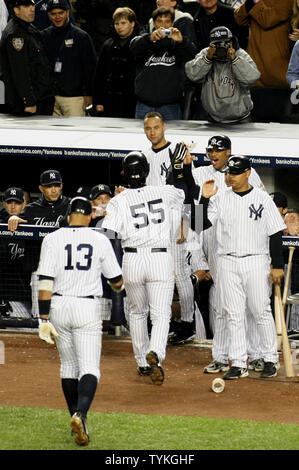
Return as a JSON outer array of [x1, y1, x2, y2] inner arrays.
[[65, 243, 93, 271]]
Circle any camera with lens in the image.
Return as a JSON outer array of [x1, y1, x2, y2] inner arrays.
[[212, 41, 230, 61], [161, 28, 172, 37], [209, 26, 233, 62]]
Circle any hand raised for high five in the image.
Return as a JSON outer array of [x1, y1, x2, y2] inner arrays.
[[202, 180, 218, 199]]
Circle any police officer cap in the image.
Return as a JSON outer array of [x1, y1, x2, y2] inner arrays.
[[47, 0, 70, 11], [210, 26, 232, 43], [10, 0, 35, 7], [4, 187, 24, 203], [89, 184, 112, 200], [70, 197, 92, 216], [40, 169, 63, 186], [223, 155, 251, 174]]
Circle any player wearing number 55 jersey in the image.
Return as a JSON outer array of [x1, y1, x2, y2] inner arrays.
[[102, 151, 185, 385], [37, 197, 123, 446]]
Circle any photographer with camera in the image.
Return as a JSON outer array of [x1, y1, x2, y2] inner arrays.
[[185, 26, 260, 123], [130, 6, 197, 120]]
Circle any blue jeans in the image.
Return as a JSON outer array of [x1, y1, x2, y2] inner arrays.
[[135, 101, 182, 121]]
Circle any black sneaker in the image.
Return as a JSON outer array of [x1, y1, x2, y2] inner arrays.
[[260, 362, 279, 378], [223, 366, 249, 380], [146, 350, 164, 385], [248, 358, 264, 372], [204, 360, 229, 374], [168, 321, 195, 345], [138, 366, 151, 376]]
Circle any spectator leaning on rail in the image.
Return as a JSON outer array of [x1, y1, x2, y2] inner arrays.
[[185, 25, 260, 123], [42, 0, 97, 117]]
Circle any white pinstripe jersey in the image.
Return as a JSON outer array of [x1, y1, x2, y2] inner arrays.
[[192, 164, 265, 202], [144, 142, 177, 186], [102, 185, 185, 248], [37, 227, 122, 297], [208, 187, 286, 256]]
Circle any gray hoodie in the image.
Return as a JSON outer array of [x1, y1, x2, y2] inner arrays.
[[185, 46, 260, 123]]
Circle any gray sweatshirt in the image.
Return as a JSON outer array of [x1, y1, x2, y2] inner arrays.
[[185, 47, 261, 123]]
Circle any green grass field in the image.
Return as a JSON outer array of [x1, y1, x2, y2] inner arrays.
[[0, 406, 299, 451]]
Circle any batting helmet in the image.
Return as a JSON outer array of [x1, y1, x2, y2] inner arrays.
[[223, 155, 251, 174], [206, 135, 231, 153], [69, 196, 92, 215], [122, 151, 150, 186]]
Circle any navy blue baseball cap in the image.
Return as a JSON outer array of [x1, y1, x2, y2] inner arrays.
[[10, 0, 35, 6], [4, 187, 24, 203], [47, 0, 69, 11], [90, 184, 112, 200], [40, 169, 63, 186], [210, 26, 232, 43]]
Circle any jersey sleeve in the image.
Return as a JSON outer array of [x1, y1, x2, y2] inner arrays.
[[98, 234, 122, 280], [101, 197, 123, 234], [37, 235, 56, 278]]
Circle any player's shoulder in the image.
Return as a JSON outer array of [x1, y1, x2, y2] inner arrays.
[[193, 164, 213, 177]]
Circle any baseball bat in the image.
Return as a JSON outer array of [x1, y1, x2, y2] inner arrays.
[[282, 246, 296, 314], [274, 289, 282, 351], [275, 284, 295, 378]]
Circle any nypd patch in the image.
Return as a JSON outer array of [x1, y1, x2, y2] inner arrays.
[[12, 37, 24, 51]]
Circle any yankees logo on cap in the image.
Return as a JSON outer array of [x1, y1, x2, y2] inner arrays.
[[40, 169, 63, 186], [3, 187, 24, 203], [223, 155, 251, 174], [47, 0, 70, 11], [206, 135, 231, 152], [90, 184, 112, 200]]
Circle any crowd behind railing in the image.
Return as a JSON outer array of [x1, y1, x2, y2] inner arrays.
[[0, 0, 299, 123]]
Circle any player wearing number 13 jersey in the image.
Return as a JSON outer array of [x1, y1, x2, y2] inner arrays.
[[37, 196, 122, 445], [102, 151, 185, 385]]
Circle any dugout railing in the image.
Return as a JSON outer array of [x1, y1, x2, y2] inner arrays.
[[0, 223, 127, 332], [0, 224, 298, 331]]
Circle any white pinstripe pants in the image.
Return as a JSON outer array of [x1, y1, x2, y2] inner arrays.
[[49, 296, 102, 381], [216, 255, 278, 368], [171, 242, 195, 323], [122, 250, 174, 368]]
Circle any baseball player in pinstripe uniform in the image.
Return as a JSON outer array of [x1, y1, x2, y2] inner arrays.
[[102, 150, 186, 385], [143, 111, 202, 343], [191, 136, 266, 372], [192, 135, 265, 201], [203, 155, 286, 379], [37, 196, 123, 445]]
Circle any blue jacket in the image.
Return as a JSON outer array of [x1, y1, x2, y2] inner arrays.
[[286, 40, 299, 88], [42, 21, 97, 96]]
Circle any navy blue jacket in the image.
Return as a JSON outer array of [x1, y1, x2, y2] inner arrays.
[[42, 21, 97, 96]]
